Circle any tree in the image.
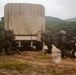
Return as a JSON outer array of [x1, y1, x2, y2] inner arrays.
[[1, 17, 4, 22], [0, 17, 4, 29]]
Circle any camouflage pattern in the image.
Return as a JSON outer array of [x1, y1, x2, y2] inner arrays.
[[5, 30, 15, 42], [41, 30, 76, 57], [0, 29, 20, 55], [54, 30, 76, 58], [41, 31, 53, 54]]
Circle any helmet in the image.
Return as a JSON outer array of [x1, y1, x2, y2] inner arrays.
[[60, 30, 66, 35]]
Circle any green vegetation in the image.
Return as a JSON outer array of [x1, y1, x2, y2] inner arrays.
[[0, 17, 4, 29], [0, 62, 29, 70], [36, 53, 51, 59], [45, 16, 76, 35], [66, 17, 76, 22]]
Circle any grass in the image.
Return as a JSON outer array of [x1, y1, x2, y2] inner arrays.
[[36, 53, 52, 59], [0, 62, 29, 70]]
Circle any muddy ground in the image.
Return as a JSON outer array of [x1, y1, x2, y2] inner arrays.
[[0, 46, 76, 75]]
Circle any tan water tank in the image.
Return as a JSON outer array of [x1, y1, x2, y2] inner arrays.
[[4, 3, 45, 35]]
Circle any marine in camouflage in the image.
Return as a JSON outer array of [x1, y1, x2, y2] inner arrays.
[[41, 31, 54, 54], [0, 29, 20, 55], [54, 30, 76, 58]]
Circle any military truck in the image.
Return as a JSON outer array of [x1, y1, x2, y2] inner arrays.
[[4, 3, 45, 50]]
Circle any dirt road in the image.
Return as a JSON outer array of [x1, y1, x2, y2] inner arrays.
[[0, 45, 76, 75]]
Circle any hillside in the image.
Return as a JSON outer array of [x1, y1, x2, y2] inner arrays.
[[65, 17, 76, 22], [45, 16, 64, 26], [45, 16, 76, 35], [45, 16, 67, 31]]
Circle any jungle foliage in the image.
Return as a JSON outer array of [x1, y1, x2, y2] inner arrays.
[[45, 16, 76, 35], [0, 17, 4, 29]]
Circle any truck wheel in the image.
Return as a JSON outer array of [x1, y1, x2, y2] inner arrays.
[[21, 41, 30, 50], [36, 42, 43, 50]]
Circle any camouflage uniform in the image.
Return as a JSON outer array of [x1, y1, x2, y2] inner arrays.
[[0, 30, 9, 54], [41, 31, 53, 54], [56, 30, 70, 58], [56, 30, 67, 49], [5, 30, 20, 55], [0, 29, 19, 55], [58, 30, 75, 58]]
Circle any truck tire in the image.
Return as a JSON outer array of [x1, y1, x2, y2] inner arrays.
[[36, 42, 43, 50], [21, 41, 30, 50]]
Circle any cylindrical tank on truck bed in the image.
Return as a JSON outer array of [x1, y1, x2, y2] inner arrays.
[[4, 3, 45, 41]]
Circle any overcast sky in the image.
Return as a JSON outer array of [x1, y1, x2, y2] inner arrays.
[[0, 0, 76, 20]]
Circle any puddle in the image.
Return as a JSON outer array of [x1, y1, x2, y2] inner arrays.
[[51, 45, 61, 64], [43, 45, 76, 63], [52, 53, 61, 64]]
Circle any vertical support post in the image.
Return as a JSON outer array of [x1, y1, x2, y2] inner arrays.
[[30, 34, 33, 47], [18, 41, 21, 47]]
